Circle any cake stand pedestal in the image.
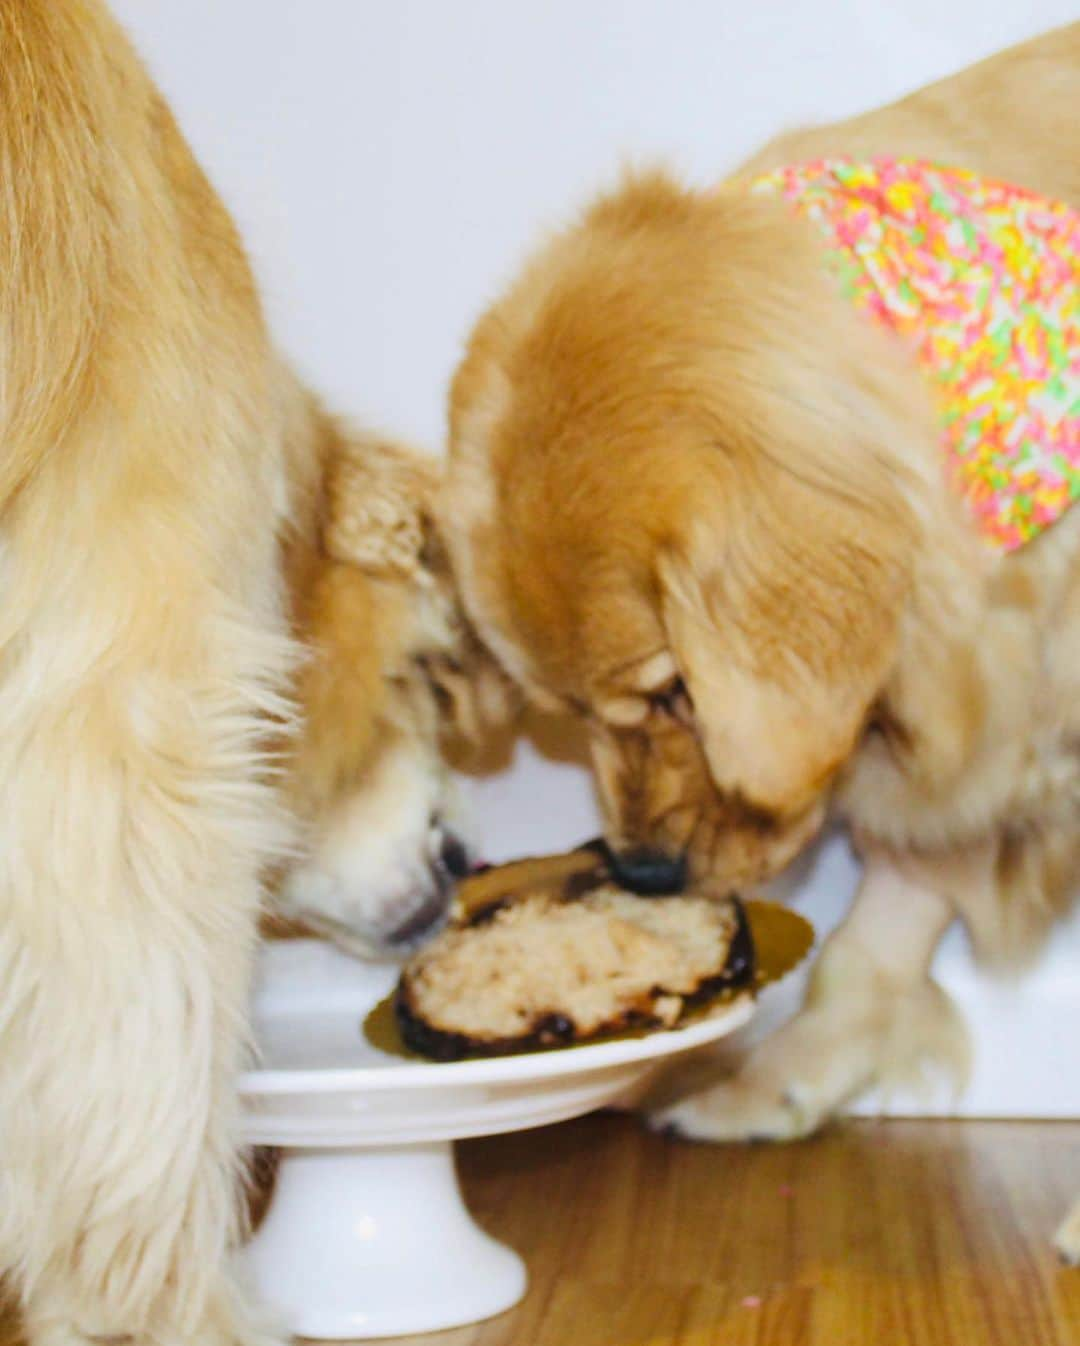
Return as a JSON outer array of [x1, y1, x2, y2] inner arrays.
[[245, 1141, 523, 1340]]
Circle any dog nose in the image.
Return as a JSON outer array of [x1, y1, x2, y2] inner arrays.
[[608, 847, 687, 896], [439, 830, 472, 879]]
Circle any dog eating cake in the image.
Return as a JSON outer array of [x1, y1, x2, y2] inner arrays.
[[394, 845, 754, 1061]]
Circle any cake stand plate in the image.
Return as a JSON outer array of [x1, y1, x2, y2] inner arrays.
[[240, 939, 754, 1339]]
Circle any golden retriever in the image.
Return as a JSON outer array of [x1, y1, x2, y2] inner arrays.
[[443, 22, 1080, 1259], [0, 2, 505, 1342]]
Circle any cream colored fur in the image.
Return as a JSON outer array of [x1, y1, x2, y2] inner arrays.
[[0, 3, 498, 1342]]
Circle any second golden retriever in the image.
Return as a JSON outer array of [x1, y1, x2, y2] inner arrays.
[[443, 23, 1080, 1257]]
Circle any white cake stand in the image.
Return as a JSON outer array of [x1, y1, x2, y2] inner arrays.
[[240, 939, 754, 1340]]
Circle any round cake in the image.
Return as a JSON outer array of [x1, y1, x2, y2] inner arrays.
[[395, 852, 753, 1061]]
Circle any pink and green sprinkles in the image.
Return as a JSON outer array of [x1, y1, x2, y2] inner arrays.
[[752, 157, 1080, 550]]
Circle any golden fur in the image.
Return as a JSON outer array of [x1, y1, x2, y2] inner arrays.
[[0, 3, 504, 1342], [444, 23, 1080, 1257]]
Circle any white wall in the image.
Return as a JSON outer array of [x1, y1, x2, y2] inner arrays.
[[110, 1, 1079, 1114]]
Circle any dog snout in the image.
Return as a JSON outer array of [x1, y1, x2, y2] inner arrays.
[[382, 824, 473, 950], [607, 846, 688, 896]]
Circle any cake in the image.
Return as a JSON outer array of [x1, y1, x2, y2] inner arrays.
[[395, 846, 754, 1061]]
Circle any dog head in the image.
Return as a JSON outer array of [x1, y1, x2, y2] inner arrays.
[[277, 408, 516, 956], [445, 172, 929, 894]]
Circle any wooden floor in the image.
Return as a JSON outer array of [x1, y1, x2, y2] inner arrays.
[[373, 1116, 1080, 1346], [1, 1118, 1076, 1344]]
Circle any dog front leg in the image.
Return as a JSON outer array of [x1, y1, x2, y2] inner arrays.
[[649, 846, 968, 1140]]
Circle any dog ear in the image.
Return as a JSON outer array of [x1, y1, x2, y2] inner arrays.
[[322, 431, 441, 579], [658, 442, 916, 821], [320, 429, 522, 744]]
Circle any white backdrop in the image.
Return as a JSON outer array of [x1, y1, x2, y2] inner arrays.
[[111, 1, 1079, 1114]]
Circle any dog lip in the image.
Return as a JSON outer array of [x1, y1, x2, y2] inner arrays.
[[384, 884, 451, 949], [383, 849, 465, 950]]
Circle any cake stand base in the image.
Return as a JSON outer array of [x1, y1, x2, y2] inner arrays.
[[244, 1142, 526, 1340]]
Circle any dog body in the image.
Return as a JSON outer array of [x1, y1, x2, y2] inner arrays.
[[444, 24, 1080, 1256], [0, 4, 487, 1341]]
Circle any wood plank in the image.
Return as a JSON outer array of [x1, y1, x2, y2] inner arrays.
[[1, 1119, 1076, 1344], [375, 1117, 1080, 1346]]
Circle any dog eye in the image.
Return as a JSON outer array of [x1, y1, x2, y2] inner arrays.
[[648, 677, 693, 725]]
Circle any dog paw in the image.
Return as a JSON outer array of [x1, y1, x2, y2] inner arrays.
[[1054, 1197, 1080, 1266], [647, 1073, 826, 1144]]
